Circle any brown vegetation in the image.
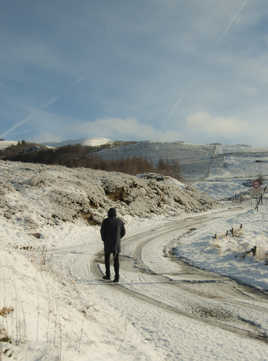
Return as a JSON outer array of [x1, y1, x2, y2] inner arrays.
[[0, 142, 182, 180], [0, 307, 14, 318]]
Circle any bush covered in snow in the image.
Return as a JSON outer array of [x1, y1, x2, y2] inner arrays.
[[0, 161, 216, 231]]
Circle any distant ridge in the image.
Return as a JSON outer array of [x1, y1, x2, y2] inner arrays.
[[42, 138, 86, 147], [8, 138, 268, 181], [43, 137, 112, 148]]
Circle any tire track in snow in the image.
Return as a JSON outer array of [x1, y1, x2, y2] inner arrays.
[[92, 210, 268, 344]]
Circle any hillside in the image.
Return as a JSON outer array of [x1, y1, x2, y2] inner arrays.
[[0, 161, 215, 233], [97, 142, 268, 181], [3, 139, 268, 182], [42, 139, 268, 181]]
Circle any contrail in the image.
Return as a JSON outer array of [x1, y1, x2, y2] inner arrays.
[[0, 95, 59, 139], [0, 113, 34, 138], [220, 0, 249, 40], [1, 74, 85, 139], [167, 0, 249, 120], [167, 96, 184, 120]]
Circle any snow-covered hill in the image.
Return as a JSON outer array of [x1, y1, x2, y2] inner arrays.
[[43, 137, 112, 148], [40, 138, 268, 181], [0, 161, 215, 232], [96, 141, 268, 181], [81, 137, 112, 147]]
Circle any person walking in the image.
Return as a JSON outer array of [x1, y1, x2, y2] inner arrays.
[[100, 208, 126, 282]]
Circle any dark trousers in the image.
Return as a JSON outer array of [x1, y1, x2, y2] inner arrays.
[[104, 251, 119, 279]]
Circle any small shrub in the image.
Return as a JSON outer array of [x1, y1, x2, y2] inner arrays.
[[0, 307, 14, 318], [0, 327, 11, 343]]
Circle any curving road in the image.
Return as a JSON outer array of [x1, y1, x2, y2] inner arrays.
[[62, 208, 268, 360], [93, 210, 268, 335]]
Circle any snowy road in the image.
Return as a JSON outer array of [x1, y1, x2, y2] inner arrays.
[[3, 160, 268, 360], [55, 208, 268, 361]]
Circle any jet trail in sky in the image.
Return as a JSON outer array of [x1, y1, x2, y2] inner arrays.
[[167, 96, 184, 120], [220, 0, 249, 40], [0, 96, 59, 139], [0, 74, 85, 139]]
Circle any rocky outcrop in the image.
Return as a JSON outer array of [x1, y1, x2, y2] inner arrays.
[[0, 161, 216, 229]]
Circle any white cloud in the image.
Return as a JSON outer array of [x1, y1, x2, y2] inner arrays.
[[32, 132, 63, 144], [77, 117, 181, 142], [13, 108, 181, 143], [8, 108, 69, 142], [187, 112, 248, 136]]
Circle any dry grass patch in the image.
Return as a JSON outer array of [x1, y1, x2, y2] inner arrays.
[[0, 307, 14, 318], [0, 327, 11, 343]]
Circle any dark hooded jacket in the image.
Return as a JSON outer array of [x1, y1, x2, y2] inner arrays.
[[100, 208, 126, 253]]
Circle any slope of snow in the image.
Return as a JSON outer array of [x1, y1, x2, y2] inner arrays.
[[96, 141, 268, 180], [81, 137, 112, 147], [208, 153, 268, 179], [193, 180, 250, 200], [171, 202, 268, 291], [42, 137, 112, 148]]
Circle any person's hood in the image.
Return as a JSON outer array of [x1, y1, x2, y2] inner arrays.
[[108, 208, 117, 218]]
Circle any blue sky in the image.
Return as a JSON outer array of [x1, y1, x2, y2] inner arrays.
[[1, 0, 268, 145]]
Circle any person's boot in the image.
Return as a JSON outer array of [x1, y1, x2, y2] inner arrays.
[[103, 275, 110, 280], [113, 276, 119, 283]]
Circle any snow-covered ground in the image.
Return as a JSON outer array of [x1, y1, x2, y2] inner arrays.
[[171, 201, 268, 291], [81, 137, 112, 147], [0, 140, 18, 149], [0, 160, 268, 360], [193, 179, 249, 200]]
